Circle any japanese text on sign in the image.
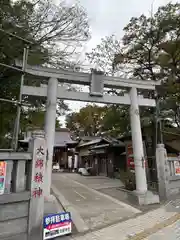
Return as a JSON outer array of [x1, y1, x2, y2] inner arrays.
[[32, 144, 45, 198], [32, 187, 43, 198], [43, 212, 72, 240], [36, 146, 45, 156], [35, 159, 44, 169], [34, 172, 43, 183], [45, 213, 70, 225]]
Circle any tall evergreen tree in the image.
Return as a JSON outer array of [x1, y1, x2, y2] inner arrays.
[[0, 0, 90, 147]]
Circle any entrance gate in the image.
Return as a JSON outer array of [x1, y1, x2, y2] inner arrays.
[[16, 62, 161, 203]]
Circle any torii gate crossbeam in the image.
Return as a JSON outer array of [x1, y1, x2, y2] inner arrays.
[[17, 63, 160, 203]]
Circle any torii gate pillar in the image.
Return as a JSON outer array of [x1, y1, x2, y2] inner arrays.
[[44, 77, 58, 197], [129, 87, 147, 193]]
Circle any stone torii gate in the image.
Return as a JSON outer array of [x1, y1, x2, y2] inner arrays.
[[20, 64, 160, 204]]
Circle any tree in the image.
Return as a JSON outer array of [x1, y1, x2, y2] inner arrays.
[[86, 35, 122, 75], [66, 105, 106, 137], [66, 104, 131, 138], [21, 108, 61, 131], [102, 105, 130, 137], [86, 2, 180, 142], [114, 3, 180, 81], [114, 2, 180, 137], [29, 0, 90, 67], [0, 0, 90, 147]]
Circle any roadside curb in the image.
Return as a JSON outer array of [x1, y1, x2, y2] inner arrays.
[[71, 208, 179, 240], [62, 175, 141, 214], [51, 185, 89, 233], [128, 213, 180, 239]]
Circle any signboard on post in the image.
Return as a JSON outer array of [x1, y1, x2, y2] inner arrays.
[[0, 161, 6, 195], [43, 212, 72, 239]]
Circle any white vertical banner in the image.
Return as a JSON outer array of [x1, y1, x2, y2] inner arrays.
[[68, 156, 72, 168], [74, 155, 78, 169]]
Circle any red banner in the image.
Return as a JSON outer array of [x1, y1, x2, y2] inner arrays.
[[126, 143, 148, 169]]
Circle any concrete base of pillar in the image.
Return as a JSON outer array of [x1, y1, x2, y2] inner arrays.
[[44, 194, 57, 203], [129, 190, 160, 206]]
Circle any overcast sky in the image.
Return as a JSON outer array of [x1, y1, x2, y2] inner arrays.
[[58, 0, 178, 126]]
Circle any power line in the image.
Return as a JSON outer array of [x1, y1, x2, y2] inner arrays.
[[0, 63, 24, 73], [0, 98, 30, 106], [0, 28, 33, 45]]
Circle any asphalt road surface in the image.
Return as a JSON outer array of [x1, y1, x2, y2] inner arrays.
[[52, 173, 139, 231]]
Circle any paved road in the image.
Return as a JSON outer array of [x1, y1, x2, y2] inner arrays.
[[64, 173, 124, 190], [51, 174, 180, 239], [65, 173, 160, 212], [52, 173, 139, 231]]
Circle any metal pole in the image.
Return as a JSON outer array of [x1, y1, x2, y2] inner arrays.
[[155, 96, 163, 144], [155, 100, 158, 146], [13, 47, 29, 150], [159, 119, 163, 143]]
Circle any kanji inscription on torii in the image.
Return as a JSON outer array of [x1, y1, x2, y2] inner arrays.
[[31, 139, 46, 199]]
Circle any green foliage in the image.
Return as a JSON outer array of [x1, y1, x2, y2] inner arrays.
[[21, 108, 61, 132], [0, 0, 90, 148], [119, 3, 180, 82], [102, 105, 130, 136], [66, 105, 105, 137], [66, 104, 131, 138], [85, 2, 180, 139]]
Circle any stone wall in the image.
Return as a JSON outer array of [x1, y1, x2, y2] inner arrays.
[[156, 144, 180, 200], [0, 136, 46, 240], [0, 152, 32, 240]]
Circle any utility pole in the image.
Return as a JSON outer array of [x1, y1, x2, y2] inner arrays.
[[155, 92, 163, 145], [13, 47, 29, 150]]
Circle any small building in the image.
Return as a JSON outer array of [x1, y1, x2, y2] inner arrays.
[[76, 137, 125, 177], [19, 128, 78, 169], [53, 129, 78, 168]]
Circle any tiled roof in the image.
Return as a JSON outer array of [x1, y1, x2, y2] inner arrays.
[[80, 136, 99, 141], [19, 129, 77, 147], [54, 131, 77, 147], [77, 137, 125, 148], [78, 138, 102, 147]]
